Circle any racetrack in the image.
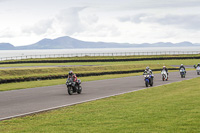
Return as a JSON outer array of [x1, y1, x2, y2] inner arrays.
[[0, 70, 199, 121]]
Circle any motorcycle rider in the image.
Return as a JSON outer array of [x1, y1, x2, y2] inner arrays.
[[143, 66, 153, 75], [161, 66, 168, 76], [197, 63, 200, 67], [143, 66, 153, 82], [194, 63, 200, 68], [179, 64, 186, 73], [68, 70, 78, 83]]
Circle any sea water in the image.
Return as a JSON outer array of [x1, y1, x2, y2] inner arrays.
[[0, 47, 200, 58]]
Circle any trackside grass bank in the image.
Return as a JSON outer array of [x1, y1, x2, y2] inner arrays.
[[0, 64, 164, 79], [0, 58, 200, 68], [0, 64, 172, 84], [0, 77, 199, 132]]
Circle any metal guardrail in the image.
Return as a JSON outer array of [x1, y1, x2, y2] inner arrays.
[[0, 51, 200, 61]]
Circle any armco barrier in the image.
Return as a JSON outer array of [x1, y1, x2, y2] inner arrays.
[[0, 56, 200, 64], [0, 68, 179, 84]]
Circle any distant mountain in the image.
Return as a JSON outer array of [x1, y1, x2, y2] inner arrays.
[[0, 43, 15, 50], [136, 41, 196, 47], [0, 36, 200, 50], [16, 36, 133, 49]]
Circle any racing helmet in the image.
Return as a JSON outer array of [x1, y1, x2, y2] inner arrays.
[[163, 66, 166, 69], [69, 70, 73, 76], [181, 64, 183, 66], [146, 66, 149, 70]]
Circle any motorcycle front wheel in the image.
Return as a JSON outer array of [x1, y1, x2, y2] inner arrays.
[[68, 86, 73, 95], [162, 76, 165, 81], [145, 81, 148, 87]]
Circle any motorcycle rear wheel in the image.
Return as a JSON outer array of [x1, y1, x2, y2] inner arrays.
[[77, 86, 82, 94], [150, 81, 153, 86]]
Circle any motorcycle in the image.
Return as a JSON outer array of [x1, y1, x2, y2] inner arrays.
[[180, 68, 186, 78], [66, 78, 82, 95], [196, 66, 200, 75], [161, 70, 168, 81], [143, 73, 154, 87]]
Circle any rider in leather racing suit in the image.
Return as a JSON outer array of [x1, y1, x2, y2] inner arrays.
[[143, 66, 153, 75], [143, 66, 153, 82], [68, 70, 78, 83], [179, 64, 186, 73], [197, 63, 200, 67], [161, 66, 168, 76]]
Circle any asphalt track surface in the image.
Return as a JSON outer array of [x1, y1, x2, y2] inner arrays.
[[171, 65, 195, 69], [0, 70, 199, 121]]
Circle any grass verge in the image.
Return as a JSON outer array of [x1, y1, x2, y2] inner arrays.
[[0, 59, 199, 68], [0, 77, 199, 132], [0, 64, 167, 79]]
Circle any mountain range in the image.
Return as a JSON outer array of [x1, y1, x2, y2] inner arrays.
[[0, 36, 200, 50]]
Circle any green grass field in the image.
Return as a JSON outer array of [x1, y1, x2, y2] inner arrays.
[[0, 59, 200, 67], [0, 64, 167, 79], [1, 54, 200, 62], [0, 77, 199, 132]]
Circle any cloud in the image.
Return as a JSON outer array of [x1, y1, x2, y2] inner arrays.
[[75, 24, 121, 38], [119, 13, 200, 30], [55, 7, 87, 35], [82, 0, 200, 12], [22, 19, 54, 35], [0, 27, 15, 38], [0, 0, 8, 2], [152, 14, 200, 30], [81, 14, 99, 25], [21, 6, 92, 36], [118, 13, 148, 23]]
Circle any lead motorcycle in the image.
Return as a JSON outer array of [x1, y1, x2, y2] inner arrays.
[[66, 78, 82, 95], [161, 70, 168, 81], [180, 68, 186, 78], [143, 73, 154, 87]]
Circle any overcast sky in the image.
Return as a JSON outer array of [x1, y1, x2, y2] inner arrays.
[[1, 0, 200, 46]]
